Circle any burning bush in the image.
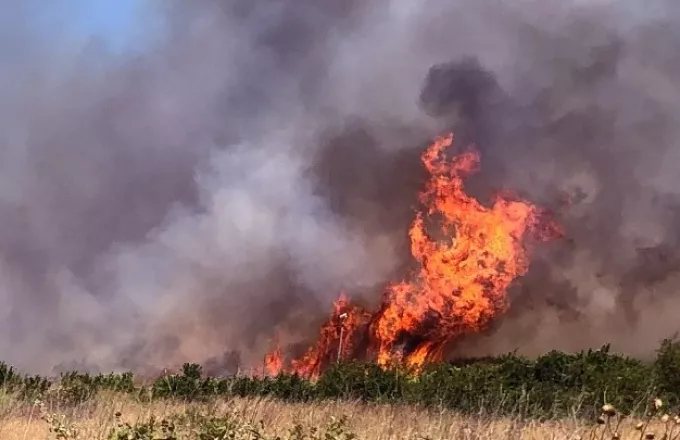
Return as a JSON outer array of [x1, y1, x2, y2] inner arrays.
[[267, 133, 562, 377]]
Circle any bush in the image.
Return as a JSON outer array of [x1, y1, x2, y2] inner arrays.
[[654, 335, 680, 407], [55, 371, 137, 405], [4, 339, 680, 419], [0, 362, 51, 400]]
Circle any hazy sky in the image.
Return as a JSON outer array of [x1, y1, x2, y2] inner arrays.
[[33, 0, 158, 53]]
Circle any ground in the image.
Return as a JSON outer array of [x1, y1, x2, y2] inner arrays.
[[0, 392, 666, 440]]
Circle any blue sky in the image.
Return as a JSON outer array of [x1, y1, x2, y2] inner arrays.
[[70, 0, 148, 50], [35, 0, 162, 54]]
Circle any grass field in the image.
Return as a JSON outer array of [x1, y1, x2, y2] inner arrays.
[[2, 339, 680, 439], [0, 392, 676, 440]]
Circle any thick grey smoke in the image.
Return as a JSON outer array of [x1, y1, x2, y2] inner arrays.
[[2, 0, 680, 374]]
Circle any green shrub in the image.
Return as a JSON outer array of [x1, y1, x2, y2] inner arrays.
[[654, 335, 680, 406], [6, 338, 680, 419], [152, 363, 219, 400]]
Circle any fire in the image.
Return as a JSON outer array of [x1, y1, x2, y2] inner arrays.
[[370, 133, 560, 370], [264, 338, 283, 376], [289, 294, 372, 378], [264, 133, 561, 377]]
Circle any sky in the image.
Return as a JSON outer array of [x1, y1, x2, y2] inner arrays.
[[68, 0, 147, 50], [36, 0, 160, 54]]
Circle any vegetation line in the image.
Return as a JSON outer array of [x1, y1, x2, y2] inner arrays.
[[2, 337, 680, 420]]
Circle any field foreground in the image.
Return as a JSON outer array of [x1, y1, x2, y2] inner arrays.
[[2, 339, 680, 439], [0, 393, 676, 440]]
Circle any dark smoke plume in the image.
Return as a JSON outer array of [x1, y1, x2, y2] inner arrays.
[[2, 0, 680, 374]]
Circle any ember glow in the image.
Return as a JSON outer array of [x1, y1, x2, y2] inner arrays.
[[267, 133, 562, 377]]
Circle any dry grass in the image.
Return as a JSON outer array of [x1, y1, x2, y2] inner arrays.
[[0, 392, 671, 440]]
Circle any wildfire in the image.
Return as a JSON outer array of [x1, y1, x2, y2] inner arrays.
[[289, 294, 372, 378], [265, 133, 561, 377], [264, 338, 283, 377]]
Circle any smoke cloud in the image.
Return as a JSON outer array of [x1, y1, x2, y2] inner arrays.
[[2, 0, 680, 374]]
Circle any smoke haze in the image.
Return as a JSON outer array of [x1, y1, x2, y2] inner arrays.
[[2, 0, 680, 374]]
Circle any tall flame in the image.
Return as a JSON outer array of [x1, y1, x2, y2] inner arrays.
[[370, 133, 560, 370], [265, 133, 561, 377]]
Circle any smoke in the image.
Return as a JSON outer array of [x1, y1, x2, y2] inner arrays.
[[437, 1, 680, 359], [2, 0, 680, 374]]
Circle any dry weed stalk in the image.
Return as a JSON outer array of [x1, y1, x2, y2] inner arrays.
[[0, 392, 677, 440], [582, 398, 680, 440]]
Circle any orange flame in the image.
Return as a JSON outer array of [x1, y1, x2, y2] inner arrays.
[[371, 133, 560, 371], [289, 294, 372, 378], [266, 133, 562, 377], [264, 338, 283, 376]]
